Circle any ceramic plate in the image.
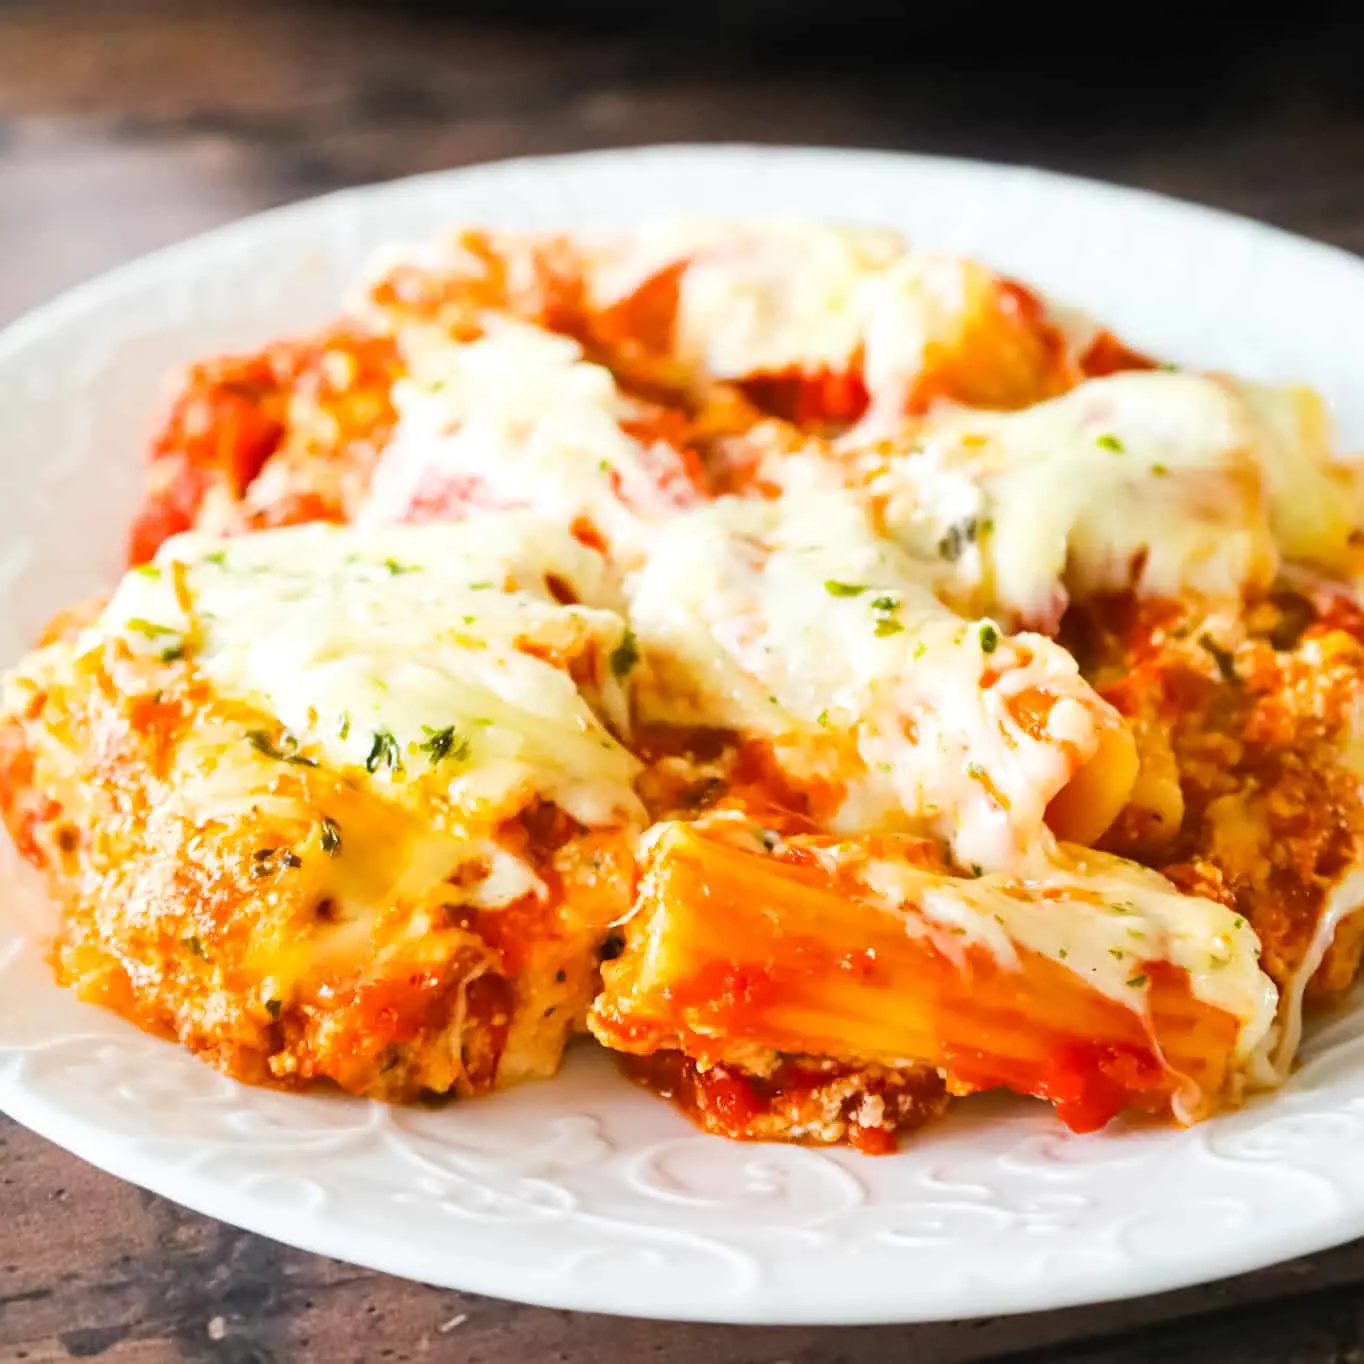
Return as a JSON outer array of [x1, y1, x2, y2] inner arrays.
[[4, 145, 1364, 1325]]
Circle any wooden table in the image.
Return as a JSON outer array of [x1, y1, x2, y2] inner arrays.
[[4, 2, 1364, 1359]]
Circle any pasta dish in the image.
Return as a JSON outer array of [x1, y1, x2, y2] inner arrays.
[[3, 218, 1362, 1153]]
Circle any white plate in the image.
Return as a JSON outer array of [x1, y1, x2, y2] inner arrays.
[[4, 145, 1364, 1326]]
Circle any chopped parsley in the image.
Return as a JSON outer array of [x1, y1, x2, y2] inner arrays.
[[610, 627, 640, 679], [978, 622, 1000, 654], [870, 594, 903, 637], [183, 935, 205, 957], [319, 817, 342, 856], [246, 729, 318, 767], [1096, 433, 1125, 453], [1107, 946, 1125, 960], [1151, 463, 1170, 477], [937, 517, 979, 562], [824, 580, 870, 597], [365, 729, 402, 774], [1198, 633, 1239, 683], [382, 557, 418, 575], [418, 725, 471, 765], [969, 863, 984, 878], [468, 581, 494, 591], [265, 998, 282, 1020], [1058, 947, 1069, 960], [125, 617, 177, 638], [1126, 973, 1149, 990], [337, 713, 351, 741], [912, 641, 928, 660], [816, 709, 830, 728], [252, 846, 301, 874], [203, 550, 228, 567], [127, 617, 189, 661]]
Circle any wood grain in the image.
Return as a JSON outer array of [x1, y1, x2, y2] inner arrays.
[[3, 1, 1364, 1359]]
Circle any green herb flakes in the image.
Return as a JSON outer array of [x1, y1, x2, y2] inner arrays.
[[246, 730, 318, 767], [365, 730, 402, 774], [937, 517, 979, 562], [418, 725, 471, 765], [610, 627, 640, 679], [1198, 633, 1239, 683], [125, 617, 177, 638]]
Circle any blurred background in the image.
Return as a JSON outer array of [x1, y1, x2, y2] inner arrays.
[[1, 0, 1362, 322]]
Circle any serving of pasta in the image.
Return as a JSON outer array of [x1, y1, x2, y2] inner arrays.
[[5, 214, 1363, 1157]]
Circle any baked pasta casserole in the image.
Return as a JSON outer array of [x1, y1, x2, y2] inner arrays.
[[4, 217, 1363, 1153]]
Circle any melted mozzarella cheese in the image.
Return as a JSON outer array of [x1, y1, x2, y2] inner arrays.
[[588, 217, 1096, 427], [360, 320, 693, 551], [589, 217, 906, 376], [95, 518, 645, 832], [626, 484, 1126, 872], [858, 372, 1347, 630], [839, 842, 1277, 1066], [1229, 378, 1360, 568]]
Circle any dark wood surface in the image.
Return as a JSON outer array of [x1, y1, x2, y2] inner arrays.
[[4, 2, 1364, 1359]]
